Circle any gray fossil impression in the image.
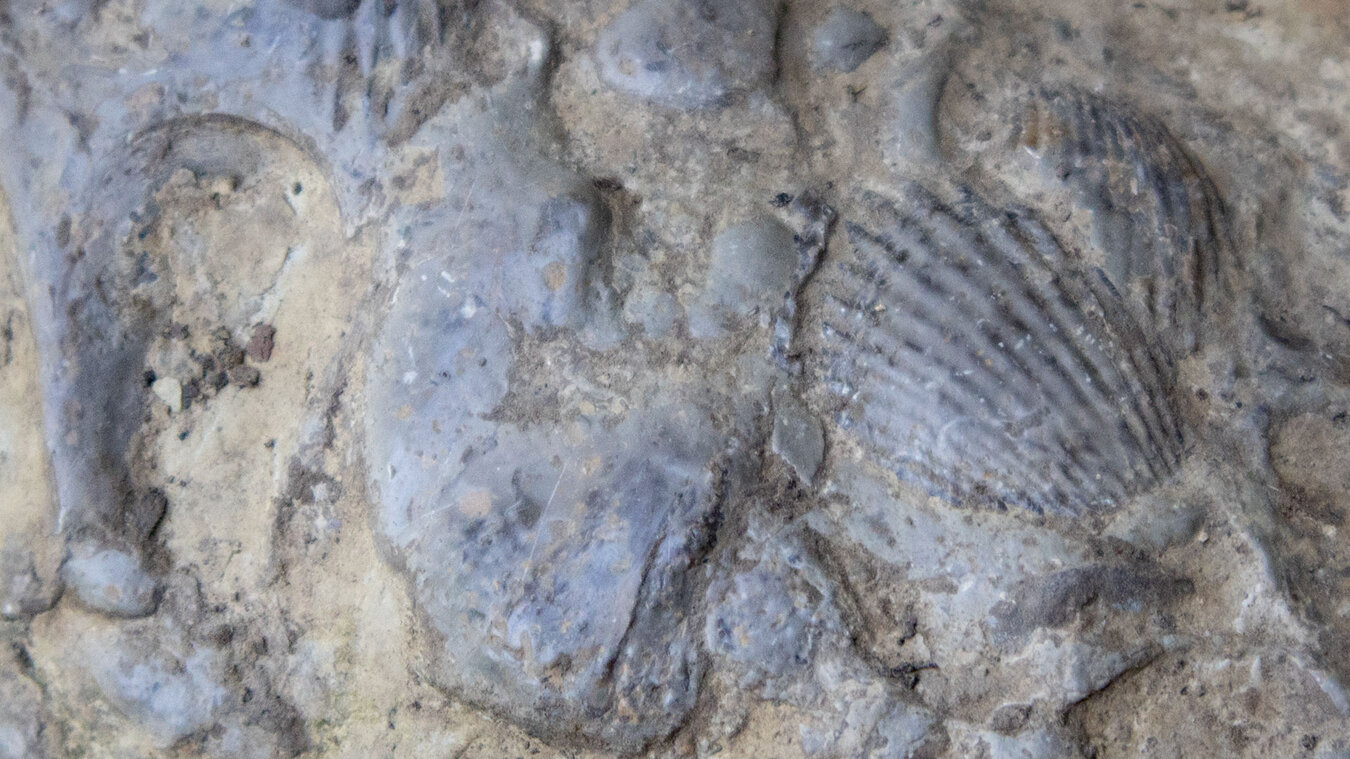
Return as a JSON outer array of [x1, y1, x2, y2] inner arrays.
[[2, 1, 1349, 758]]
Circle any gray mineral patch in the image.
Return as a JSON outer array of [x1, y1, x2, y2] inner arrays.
[[0, 666, 42, 759], [597, 0, 781, 108], [61, 545, 158, 618], [690, 217, 799, 338], [811, 7, 888, 73], [771, 385, 824, 483]]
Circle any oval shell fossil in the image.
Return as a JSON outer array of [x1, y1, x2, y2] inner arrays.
[[1019, 88, 1232, 355], [802, 182, 1187, 515]]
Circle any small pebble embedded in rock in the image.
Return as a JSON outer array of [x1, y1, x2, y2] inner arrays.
[[246, 323, 275, 362], [812, 7, 888, 72], [151, 376, 183, 413]]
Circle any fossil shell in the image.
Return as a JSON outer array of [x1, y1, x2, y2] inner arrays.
[[1020, 88, 1232, 355], [364, 145, 715, 749], [802, 182, 1186, 515]]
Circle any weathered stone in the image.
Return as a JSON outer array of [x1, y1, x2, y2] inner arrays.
[[689, 217, 799, 338], [597, 0, 781, 108], [770, 385, 824, 483], [1, 0, 1349, 757], [811, 7, 887, 73], [61, 544, 159, 618], [0, 664, 43, 759]]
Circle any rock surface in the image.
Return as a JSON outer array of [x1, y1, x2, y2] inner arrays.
[[811, 7, 887, 72], [2, 0, 1350, 757]]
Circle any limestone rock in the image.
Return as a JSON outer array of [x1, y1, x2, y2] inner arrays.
[[811, 8, 887, 73], [597, 0, 781, 109], [0, 1, 1348, 757]]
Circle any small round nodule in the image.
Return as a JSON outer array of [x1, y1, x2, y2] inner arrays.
[[811, 7, 888, 73], [62, 544, 158, 618], [596, 0, 780, 109]]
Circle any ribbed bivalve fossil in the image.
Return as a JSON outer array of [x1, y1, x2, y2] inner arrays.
[[1019, 88, 1232, 356], [802, 181, 1191, 515]]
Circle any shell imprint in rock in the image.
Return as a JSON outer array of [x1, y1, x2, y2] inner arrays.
[[1020, 88, 1232, 355], [802, 182, 1187, 515], [363, 136, 719, 749]]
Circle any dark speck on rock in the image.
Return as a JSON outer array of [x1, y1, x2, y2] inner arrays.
[[247, 323, 276, 362]]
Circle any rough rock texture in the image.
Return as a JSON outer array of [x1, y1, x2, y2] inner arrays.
[[2, 0, 1350, 757]]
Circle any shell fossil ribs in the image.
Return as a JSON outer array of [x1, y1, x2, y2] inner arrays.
[[1019, 87, 1233, 355], [803, 181, 1188, 515]]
